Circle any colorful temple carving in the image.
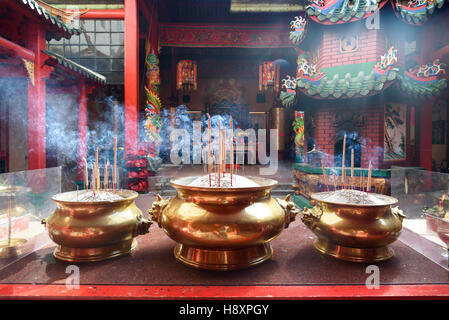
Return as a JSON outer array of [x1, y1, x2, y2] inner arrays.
[[279, 0, 448, 199]]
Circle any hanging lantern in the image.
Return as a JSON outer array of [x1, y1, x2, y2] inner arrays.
[[176, 60, 197, 91], [259, 61, 280, 92]]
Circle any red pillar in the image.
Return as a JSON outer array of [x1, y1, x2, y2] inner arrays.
[[124, 0, 140, 154], [27, 24, 50, 170], [419, 102, 433, 171], [77, 80, 88, 181]]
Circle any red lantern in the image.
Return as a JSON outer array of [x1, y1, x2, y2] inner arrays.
[[177, 60, 197, 91], [259, 61, 280, 92]]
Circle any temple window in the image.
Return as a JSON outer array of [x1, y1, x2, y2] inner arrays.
[[47, 19, 125, 84]]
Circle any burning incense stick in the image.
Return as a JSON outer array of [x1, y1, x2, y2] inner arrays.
[[95, 147, 99, 192], [361, 170, 365, 193], [91, 167, 96, 197], [321, 160, 330, 193], [223, 129, 226, 177], [7, 191, 11, 246], [333, 170, 337, 190], [342, 134, 346, 190], [113, 136, 117, 193], [83, 157, 88, 190], [367, 160, 372, 193], [230, 116, 233, 187], [97, 166, 101, 192], [104, 161, 108, 191], [351, 149, 354, 190], [218, 120, 221, 187], [207, 114, 211, 187]]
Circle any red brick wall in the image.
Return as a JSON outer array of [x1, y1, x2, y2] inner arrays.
[[316, 29, 386, 70], [312, 104, 384, 169]]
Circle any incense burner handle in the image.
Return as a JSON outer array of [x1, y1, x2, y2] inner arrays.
[[301, 202, 323, 231], [276, 194, 300, 229], [132, 214, 152, 237], [148, 194, 171, 228], [391, 206, 406, 222]]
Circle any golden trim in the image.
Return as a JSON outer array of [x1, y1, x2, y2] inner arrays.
[[22, 58, 34, 86]]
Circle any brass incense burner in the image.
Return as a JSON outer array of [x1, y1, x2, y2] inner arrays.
[[302, 191, 406, 263], [42, 190, 151, 262], [148, 176, 299, 270]]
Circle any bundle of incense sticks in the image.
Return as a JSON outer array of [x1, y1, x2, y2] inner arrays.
[[367, 160, 372, 193], [82, 136, 119, 195], [202, 115, 237, 188], [341, 134, 346, 189], [350, 149, 354, 190], [321, 160, 330, 193]]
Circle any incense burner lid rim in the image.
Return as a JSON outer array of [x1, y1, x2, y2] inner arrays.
[[170, 175, 278, 192], [310, 191, 398, 207], [51, 189, 138, 205]]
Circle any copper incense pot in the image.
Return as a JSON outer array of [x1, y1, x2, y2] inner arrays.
[[148, 176, 299, 270], [302, 191, 406, 263], [42, 189, 151, 262]]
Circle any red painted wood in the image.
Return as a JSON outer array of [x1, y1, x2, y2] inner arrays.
[[77, 80, 87, 181], [419, 102, 433, 171], [79, 9, 125, 20], [27, 24, 49, 171], [138, 0, 152, 25], [0, 284, 448, 299], [0, 36, 35, 61], [124, 0, 140, 154]]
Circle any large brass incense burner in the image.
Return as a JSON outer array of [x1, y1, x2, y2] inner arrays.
[[148, 176, 299, 270], [42, 190, 151, 262], [302, 192, 406, 263]]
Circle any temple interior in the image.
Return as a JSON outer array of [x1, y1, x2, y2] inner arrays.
[[0, 0, 449, 300]]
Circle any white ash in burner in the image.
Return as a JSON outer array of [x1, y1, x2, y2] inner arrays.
[[317, 189, 388, 205], [188, 174, 259, 188], [73, 191, 124, 202]]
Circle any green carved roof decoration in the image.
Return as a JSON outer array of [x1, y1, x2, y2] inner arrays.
[[43, 50, 106, 84], [280, 91, 297, 107], [398, 73, 447, 99], [16, 0, 81, 40], [320, 62, 377, 77], [396, 0, 446, 25], [296, 67, 398, 99], [306, 0, 381, 23]]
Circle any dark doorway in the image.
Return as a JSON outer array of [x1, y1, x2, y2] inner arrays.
[[334, 138, 361, 167]]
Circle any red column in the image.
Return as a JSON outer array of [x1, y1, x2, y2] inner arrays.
[[419, 102, 433, 171], [77, 80, 88, 181], [27, 24, 50, 170], [124, 0, 140, 154]]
